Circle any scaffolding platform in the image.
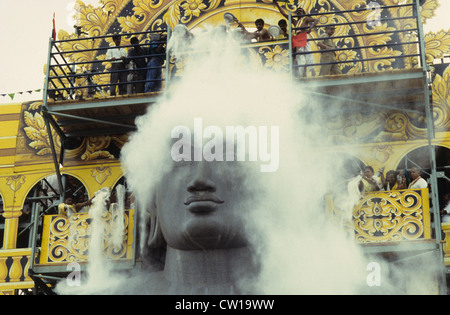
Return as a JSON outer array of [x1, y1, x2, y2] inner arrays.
[[301, 68, 428, 113], [44, 92, 160, 138]]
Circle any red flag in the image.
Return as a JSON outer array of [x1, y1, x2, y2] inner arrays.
[[52, 12, 56, 40]]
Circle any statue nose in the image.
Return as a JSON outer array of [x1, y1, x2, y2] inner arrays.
[[187, 161, 216, 193]]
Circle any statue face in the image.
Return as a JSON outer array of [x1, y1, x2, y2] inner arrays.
[[155, 158, 250, 250]]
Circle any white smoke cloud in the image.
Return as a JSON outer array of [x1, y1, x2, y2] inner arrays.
[[57, 23, 443, 295], [119, 25, 376, 294], [55, 187, 129, 295]]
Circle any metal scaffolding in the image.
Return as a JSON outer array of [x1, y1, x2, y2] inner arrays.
[[31, 0, 447, 294]]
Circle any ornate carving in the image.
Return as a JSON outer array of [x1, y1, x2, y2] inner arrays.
[[23, 109, 60, 156], [21, 102, 128, 161], [432, 65, 450, 131], [258, 44, 291, 72], [82, 136, 115, 160], [369, 144, 393, 164], [353, 189, 431, 243], [40, 211, 133, 265], [91, 166, 113, 184], [5, 175, 26, 192], [0, 251, 32, 285]]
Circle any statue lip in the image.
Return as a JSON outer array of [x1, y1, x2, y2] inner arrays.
[[184, 195, 225, 206]]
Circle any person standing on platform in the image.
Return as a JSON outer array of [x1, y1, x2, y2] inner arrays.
[[274, 2, 318, 77], [58, 195, 93, 217], [383, 170, 406, 190], [234, 17, 271, 42], [276, 19, 291, 39], [106, 35, 128, 96], [408, 166, 428, 189], [317, 25, 341, 76], [127, 37, 147, 94], [145, 33, 166, 93], [359, 166, 383, 193]]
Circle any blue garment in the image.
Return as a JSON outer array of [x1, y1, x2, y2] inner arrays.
[[144, 42, 165, 92], [144, 57, 163, 92]]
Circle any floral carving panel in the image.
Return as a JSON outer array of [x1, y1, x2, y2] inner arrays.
[[353, 189, 431, 243], [38, 210, 134, 265]]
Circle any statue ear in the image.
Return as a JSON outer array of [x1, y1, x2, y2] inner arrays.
[[146, 193, 165, 249], [141, 192, 166, 269]]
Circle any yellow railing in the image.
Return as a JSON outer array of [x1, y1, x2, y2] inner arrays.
[[0, 248, 34, 295], [38, 209, 135, 266], [353, 188, 431, 243], [327, 188, 432, 244], [442, 222, 450, 266]]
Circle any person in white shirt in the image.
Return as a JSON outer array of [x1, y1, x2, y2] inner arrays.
[[408, 166, 428, 189], [106, 35, 128, 96]]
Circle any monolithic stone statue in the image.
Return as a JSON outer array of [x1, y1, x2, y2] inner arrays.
[[135, 156, 258, 294]]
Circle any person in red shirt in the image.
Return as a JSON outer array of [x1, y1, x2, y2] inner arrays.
[[274, 2, 319, 77]]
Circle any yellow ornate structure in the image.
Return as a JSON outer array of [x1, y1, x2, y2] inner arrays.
[[352, 188, 431, 243], [443, 223, 450, 266], [0, 101, 127, 294], [38, 210, 134, 265], [1, 0, 450, 294], [0, 249, 33, 295]]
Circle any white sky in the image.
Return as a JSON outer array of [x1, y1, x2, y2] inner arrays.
[[0, 0, 449, 104], [0, 0, 99, 104]]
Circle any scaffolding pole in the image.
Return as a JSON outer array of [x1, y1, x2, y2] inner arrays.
[[414, 0, 446, 294]]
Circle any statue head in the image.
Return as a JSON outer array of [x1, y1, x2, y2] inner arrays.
[[139, 138, 254, 269], [119, 30, 297, 274]]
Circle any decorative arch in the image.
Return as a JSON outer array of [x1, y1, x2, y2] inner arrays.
[[59, 170, 96, 199], [395, 144, 450, 170], [392, 144, 450, 195]]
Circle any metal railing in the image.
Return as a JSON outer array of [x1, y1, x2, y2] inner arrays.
[[44, 29, 169, 102], [289, 0, 425, 77], [42, 1, 427, 103]]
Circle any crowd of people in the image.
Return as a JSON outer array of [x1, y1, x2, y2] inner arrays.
[[230, 2, 340, 78], [57, 194, 93, 217], [358, 165, 429, 194], [356, 165, 450, 223], [105, 34, 166, 97], [57, 188, 134, 218], [102, 5, 340, 96]]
